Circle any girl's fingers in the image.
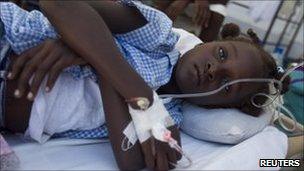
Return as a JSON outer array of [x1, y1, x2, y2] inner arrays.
[[147, 142, 156, 170], [15, 48, 48, 98], [8, 44, 41, 80], [204, 10, 211, 28], [196, 6, 204, 26], [27, 71, 46, 100], [156, 140, 174, 170], [156, 151, 169, 171], [8, 51, 31, 80], [198, 9, 207, 27], [141, 138, 155, 170], [15, 61, 35, 98], [46, 58, 66, 92], [193, 4, 200, 24], [28, 52, 60, 100], [167, 150, 177, 170], [173, 140, 182, 160]]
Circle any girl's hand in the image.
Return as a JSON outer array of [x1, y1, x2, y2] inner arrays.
[[165, 0, 191, 21], [193, 0, 211, 28], [141, 125, 182, 170], [7, 39, 86, 100]]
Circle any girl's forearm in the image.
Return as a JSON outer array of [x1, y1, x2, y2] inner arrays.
[[39, 1, 153, 103], [99, 77, 145, 170]]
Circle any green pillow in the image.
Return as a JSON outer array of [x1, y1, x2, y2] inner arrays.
[[283, 70, 304, 125]]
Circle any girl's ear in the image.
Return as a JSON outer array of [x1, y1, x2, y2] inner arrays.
[[239, 98, 263, 117], [272, 70, 291, 94]]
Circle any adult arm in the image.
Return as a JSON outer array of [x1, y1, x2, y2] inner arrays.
[[193, 0, 229, 27], [153, 0, 191, 21], [39, 0, 153, 104], [193, 0, 211, 27], [153, 0, 173, 11]]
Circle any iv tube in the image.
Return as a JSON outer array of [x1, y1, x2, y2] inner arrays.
[[159, 62, 304, 132]]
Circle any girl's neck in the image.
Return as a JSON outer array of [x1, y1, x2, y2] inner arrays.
[[157, 67, 181, 95]]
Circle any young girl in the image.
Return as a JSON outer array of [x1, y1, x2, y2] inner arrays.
[[0, 0, 289, 170]]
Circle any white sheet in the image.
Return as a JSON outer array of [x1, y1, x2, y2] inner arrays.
[[4, 126, 287, 170]]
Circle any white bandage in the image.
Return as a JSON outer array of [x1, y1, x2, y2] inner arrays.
[[122, 122, 138, 145], [151, 123, 170, 142], [127, 91, 175, 143], [210, 4, 227, 17]]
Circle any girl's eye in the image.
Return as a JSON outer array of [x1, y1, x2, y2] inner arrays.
[[221, 78, 230, 92], [225, 85, 230, 92], [218, 47, 227, 61]]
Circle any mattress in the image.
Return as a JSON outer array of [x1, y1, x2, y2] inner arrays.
[[4, 126, 287, 170]]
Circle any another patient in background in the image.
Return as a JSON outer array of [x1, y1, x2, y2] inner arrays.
[[153, 0, 229, 42]]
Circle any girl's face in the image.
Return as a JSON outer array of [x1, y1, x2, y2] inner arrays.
[[175, 41, 265, 107]]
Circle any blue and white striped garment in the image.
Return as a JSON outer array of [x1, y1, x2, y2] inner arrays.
[[0, 19, 11, 128], [0, 0, 183, 139]]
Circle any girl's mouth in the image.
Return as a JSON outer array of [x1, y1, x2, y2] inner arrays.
[[194, 64, 202, 87], [194, 61, 209, 87]]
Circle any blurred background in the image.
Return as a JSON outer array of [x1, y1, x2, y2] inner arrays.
[[146, 0, 303, 66], [222, 0, 303, 66]]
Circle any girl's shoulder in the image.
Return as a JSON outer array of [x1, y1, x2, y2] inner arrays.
[[115, 0, 179, 52]]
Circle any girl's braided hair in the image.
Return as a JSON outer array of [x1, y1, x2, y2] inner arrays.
[[220, 23, 290, 116]]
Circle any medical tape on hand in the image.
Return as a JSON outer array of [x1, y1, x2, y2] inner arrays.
[[122, 121, 137, 145], [122, 117, 175, 148], [151, 123, 170, 142], [127, 106, 152, 143], [127, 91, 175, 143], [121, 121, 138, 151], [124, 93, 193, 167], [122, 120, 175, 151]]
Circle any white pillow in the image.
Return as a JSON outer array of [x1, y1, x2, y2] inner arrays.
[[181, 102, 273, 144], [172, 28, 202, 56]]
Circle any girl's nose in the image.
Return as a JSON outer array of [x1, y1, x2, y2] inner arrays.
[[205, 61, 216, 81]]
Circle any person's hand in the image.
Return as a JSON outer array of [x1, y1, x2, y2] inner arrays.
[[165, 0, 191, 21], [7, 39, 86, 100], [140, 125, 182, 170], [193, 0, 211, 28], [127, 91, 182, 170]]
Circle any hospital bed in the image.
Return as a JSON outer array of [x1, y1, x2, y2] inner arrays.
[[2, 26, 303, 170], [3, 116, 303, 170], [2, 126, 287, 170]]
